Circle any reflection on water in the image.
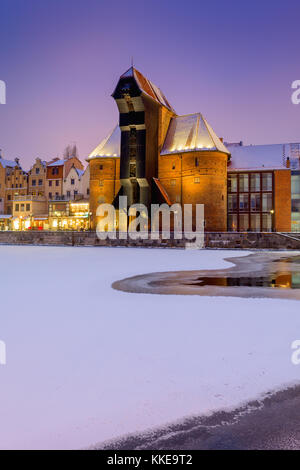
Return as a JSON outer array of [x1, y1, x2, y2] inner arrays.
[[189, 273, 300, 289], [112, 253, 300, 299], [186, 256, 300, 290]]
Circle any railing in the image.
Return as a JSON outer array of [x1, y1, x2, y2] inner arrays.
[[49, 194, 84, 202], [13, 195, 46, 202]]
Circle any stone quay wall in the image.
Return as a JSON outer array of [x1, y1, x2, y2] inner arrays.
[[0, 231, 299, 249]]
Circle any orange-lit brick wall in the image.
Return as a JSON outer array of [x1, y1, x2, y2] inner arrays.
[[89, 157, 120, 229], [274, 169, 291, 232], [159, 151, 228, 231]]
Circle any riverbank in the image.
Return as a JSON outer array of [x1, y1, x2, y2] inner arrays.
[[0, 230, 299, 249], [94, 384, 300, 450]]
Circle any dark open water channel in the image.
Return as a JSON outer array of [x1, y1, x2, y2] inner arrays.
[[112, 252, 300, 300]]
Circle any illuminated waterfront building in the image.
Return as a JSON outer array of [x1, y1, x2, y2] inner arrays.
[[88, 67, 298, 232]]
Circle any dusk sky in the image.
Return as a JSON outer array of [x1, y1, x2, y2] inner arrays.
[[0, 0, 299, 169]]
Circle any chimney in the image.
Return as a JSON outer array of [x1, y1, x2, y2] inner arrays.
[[286, 156, 290, 169], [219, 137, 224, 143], [15, 157, 20, 166]]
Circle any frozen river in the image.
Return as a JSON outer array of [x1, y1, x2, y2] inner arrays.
[[0, 245, 300, 449]]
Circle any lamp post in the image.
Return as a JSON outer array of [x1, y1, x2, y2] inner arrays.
[[270, 209, 275, 232]]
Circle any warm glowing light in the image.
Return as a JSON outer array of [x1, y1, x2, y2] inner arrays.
[[24, 220, 30, 229], [13, 219, 20, 230], [52, 219, 58, 228]]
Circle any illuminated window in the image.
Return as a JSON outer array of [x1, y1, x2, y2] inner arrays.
[[262, 193, 272, 211], [239, 174, 249, 192], [228, 174, 237, 192], [228, 194, 237, 211], [262, 214, 272, 232], [239, 214, 249, 231], [262, 173, 272, 191], [99, 180, 104, 187], [170, 179, 176, 186], [250, 193, 261, 212], [251, 214, 261, 232], [194, 177, 200, 184], [228, 214, 237, 232], [250, 173, 260, 191], [239, 194, 249, 211]]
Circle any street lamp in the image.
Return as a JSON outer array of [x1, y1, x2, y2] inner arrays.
[[270, 209, 275, 232]]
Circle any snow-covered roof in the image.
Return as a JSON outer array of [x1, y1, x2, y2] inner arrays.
[[0, 157, 18, 169], [161, 113, 230, 155], [118, 67, 174, 112], [47, 159, 66, 167], [227, 143, 300, 170], [87, 126, 121, 160]]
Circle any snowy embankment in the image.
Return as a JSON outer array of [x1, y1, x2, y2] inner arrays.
[[0, 246, 299, 450]]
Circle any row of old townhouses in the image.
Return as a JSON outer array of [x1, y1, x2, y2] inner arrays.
[[0, 153, 90, 231]]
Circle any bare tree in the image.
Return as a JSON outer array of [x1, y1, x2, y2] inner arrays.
[[63, 144, 79, 159]]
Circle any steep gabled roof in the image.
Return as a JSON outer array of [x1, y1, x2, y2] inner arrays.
[[117, 66, 174, 112], [161, 113, 230, 155], [87, 125, 120, 160]]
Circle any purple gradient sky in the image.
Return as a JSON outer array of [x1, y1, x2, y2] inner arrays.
[[0, 0, 299, 169]]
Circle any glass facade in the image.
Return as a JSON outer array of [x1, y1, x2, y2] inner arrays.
[[228, 171, 274, 232], [291, 171, 300, 232]]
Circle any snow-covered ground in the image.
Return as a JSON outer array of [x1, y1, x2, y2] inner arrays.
[[0, 246, 300, 449]]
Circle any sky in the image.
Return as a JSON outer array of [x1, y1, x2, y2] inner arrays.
[[0, 0, 299, 169]]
